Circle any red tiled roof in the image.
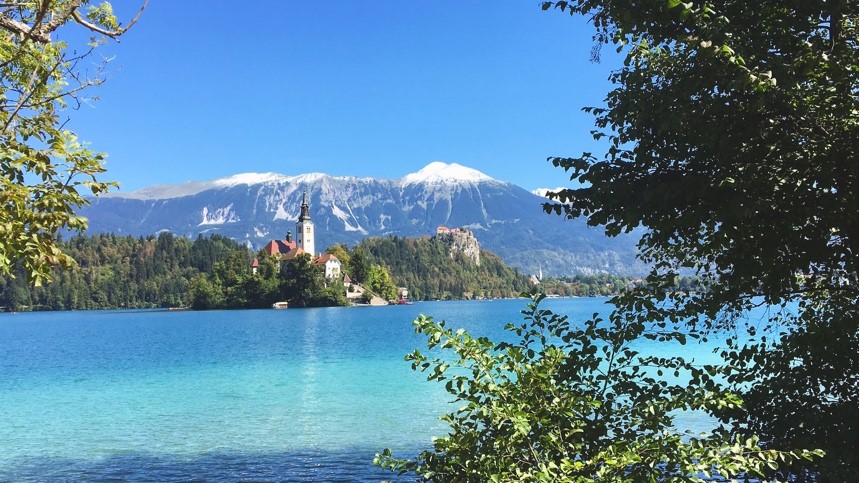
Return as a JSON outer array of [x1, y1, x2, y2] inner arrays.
[[262, 239, 298, 256], [250, 259, 259, 267], [313, 253, 339, 265]]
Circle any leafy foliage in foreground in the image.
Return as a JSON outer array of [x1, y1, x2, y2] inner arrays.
[[537, 0, 857, 478], [0, 1, 147, 284], [376, 294, 822, 481]]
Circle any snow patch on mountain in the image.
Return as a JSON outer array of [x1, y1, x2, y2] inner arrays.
[[286, 173, 327, 184], [199, 204, 239, 226], [273, 202, 293, 221], [401, 162, 495, 185], [331, 204, 367, 234]]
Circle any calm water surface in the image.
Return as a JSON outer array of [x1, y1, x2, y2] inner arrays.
[[0, 298, 725, 481]]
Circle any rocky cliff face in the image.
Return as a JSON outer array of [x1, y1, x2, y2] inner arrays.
[[80, 162, 646, 276], [435, 228, 481, 266]]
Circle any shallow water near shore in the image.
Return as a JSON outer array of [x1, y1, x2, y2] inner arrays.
[[0, 298, 728, 481]]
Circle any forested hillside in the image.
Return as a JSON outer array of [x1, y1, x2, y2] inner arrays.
[[355, 236, 530, 300], [1, 232, 533, 310], [0, 233, 247, 311]]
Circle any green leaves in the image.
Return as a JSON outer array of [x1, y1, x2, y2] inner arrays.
[[0, 1, 146, 284], [377, 294, 815, 481], [87, 3, 119, 31], [540, 0, 857, 479]]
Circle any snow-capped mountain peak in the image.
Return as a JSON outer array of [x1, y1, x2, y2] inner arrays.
[[110, 162, 502, 200], [83, 161, 642, 276], [401, 162, 496, 185]]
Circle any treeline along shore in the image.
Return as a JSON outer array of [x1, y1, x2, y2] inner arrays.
[[0, 232, 691, 312]]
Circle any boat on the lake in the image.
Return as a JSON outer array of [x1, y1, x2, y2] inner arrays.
[[271, 302, 289, 309]]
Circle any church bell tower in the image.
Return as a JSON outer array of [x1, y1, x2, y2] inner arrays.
[[296, 191, 315, 256]]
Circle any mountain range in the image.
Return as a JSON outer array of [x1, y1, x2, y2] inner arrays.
[[80, 162, 644, 276]]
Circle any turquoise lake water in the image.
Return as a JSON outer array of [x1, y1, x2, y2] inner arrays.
[[0, 298, 728, 481]]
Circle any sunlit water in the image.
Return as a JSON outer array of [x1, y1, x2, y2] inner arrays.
[[0, 298, 731, 481]]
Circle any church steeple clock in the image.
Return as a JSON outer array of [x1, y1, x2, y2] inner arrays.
[[296, 191, 315, 256]]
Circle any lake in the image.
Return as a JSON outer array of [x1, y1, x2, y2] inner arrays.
[[0, 298, 726, 481]]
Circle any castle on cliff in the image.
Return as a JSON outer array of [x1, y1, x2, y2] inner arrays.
[[435, 226, 481, 266]]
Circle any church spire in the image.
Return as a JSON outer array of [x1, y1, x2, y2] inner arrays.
[[296, 190, 315, 256], [298, 191, 311, 222]]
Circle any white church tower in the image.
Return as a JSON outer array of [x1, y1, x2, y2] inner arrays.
[[296, 191, 315, 256]]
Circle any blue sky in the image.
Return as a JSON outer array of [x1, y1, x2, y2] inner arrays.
[[64, 2, 620, 193]]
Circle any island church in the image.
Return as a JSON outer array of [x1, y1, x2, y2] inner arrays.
[[254, 192, 342, 279], [261, 191, 315, 260]]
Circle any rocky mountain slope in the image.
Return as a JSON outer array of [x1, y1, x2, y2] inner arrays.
[[81, 162, 645, 276]]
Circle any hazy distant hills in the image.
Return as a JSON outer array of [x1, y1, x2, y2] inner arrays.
[[81, 162, 645, 276]]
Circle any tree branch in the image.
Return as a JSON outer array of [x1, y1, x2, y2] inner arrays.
[[1, 63, 42, 133], [35, 0, 82, 41], [0, 1, 51, 70], [71, 0, 149, 40], [0, 15, 49, 42]]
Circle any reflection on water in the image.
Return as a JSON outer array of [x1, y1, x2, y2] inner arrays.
[[299, 310, 321, 446]]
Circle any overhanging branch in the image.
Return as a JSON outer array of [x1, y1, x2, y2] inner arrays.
[[71, 0, 149, 40]]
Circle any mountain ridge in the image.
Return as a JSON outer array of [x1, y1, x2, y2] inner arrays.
[[81, 162, 645, 276], [105, 162, 504, 200]]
